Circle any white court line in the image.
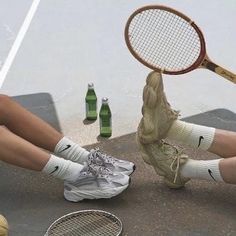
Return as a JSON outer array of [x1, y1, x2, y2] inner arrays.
[[0, 0, 41, 89]]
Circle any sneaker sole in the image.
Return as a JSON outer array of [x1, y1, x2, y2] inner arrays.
[[164, 178, 186, 189], [64, 183, 130, 202], [123, 165, 136, 176]]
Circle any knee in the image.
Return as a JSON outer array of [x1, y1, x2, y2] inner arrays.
[[0, 94, 12, 116], [0, 94, 11, 102], [0, 126, 8, 135], [0, 94, 12, 106]]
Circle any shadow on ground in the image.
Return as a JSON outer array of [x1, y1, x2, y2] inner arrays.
[[1, 102, 236, 236], [182, 108, 236, 132]]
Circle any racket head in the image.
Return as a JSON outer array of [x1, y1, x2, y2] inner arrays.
[[125, 5, 206, 74], [44, 210, 123, 236]]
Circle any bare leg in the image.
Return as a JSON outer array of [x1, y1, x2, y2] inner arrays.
[[0, 94, 63, 152], [219, 157, 236, 184], [0, 125, 86, 183], [0, 126, 49, 170], [208, 129, 236, 158]]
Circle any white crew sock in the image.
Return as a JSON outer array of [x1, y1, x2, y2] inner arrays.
[[42, 154, 84, 182], [180, 159, 224, 182], [167, 120, 215, 150], [54, 137, 89, 164]]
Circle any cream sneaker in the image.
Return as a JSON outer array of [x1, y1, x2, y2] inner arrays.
[[137, 71, 178, 144], [137, 138, 190, 188]]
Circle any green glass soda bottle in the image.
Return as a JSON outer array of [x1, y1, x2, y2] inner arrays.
[[85, 83, 97, 120], [99, 97, 112, 137]]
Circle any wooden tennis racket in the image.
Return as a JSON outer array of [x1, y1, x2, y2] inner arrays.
[[125, 5, 236, 83]]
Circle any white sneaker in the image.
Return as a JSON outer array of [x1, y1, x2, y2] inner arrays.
[[64, 162, 130, 202], [88, 149, 135, 175]]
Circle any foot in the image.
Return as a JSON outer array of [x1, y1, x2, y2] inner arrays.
[[87, 148, 135, 175], [137, 138, 190, 188], [64, 163, 130, 202], [137, 71, 179, 144]]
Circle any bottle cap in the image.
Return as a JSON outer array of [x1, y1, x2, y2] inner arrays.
[[102, 97, 109, 104], [88, 83, 94, 88]]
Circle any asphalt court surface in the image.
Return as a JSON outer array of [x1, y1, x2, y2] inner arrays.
[[0, 1, 236, 235]]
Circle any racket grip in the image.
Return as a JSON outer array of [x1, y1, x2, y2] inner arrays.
[[202, 59, 236, 84]]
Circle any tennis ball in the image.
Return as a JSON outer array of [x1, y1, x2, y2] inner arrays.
[[0, 215, 8, 236]]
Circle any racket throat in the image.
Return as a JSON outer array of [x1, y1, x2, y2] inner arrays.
[[201, 58, 236, 83], [201, 58, 217, 71]]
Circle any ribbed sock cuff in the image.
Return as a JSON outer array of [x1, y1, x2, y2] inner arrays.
[[42, 154, 83, 181], [54, 137, 89, 163], [198, 159, 223, 182], [167, 120, 215, 150], [181, 159, 224, 182], [190, 125, 215, 150]]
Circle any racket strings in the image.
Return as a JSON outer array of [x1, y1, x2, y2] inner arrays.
[[130, 10, 188, 69], [171, 23, 197, 69], [131, 10, 190, 69], [128, 9, 201, 71], [151, 12, 186, 68], [47, 212, 121, 236], [142, 11, 175, 65]]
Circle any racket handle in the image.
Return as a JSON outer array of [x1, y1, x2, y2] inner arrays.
[[202, 59, 236, 84]]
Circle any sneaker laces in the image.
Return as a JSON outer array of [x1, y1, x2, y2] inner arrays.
[[88, 148, 115, 166], [87, 163, 113, 177], [169, 149, 184, 184]]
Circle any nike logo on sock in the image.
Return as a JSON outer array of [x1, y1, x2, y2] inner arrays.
[[208, 169, 216, 182], [198, 136, 204, 147], [50, 166, 59, 175], [59, 144, 71, 153]]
